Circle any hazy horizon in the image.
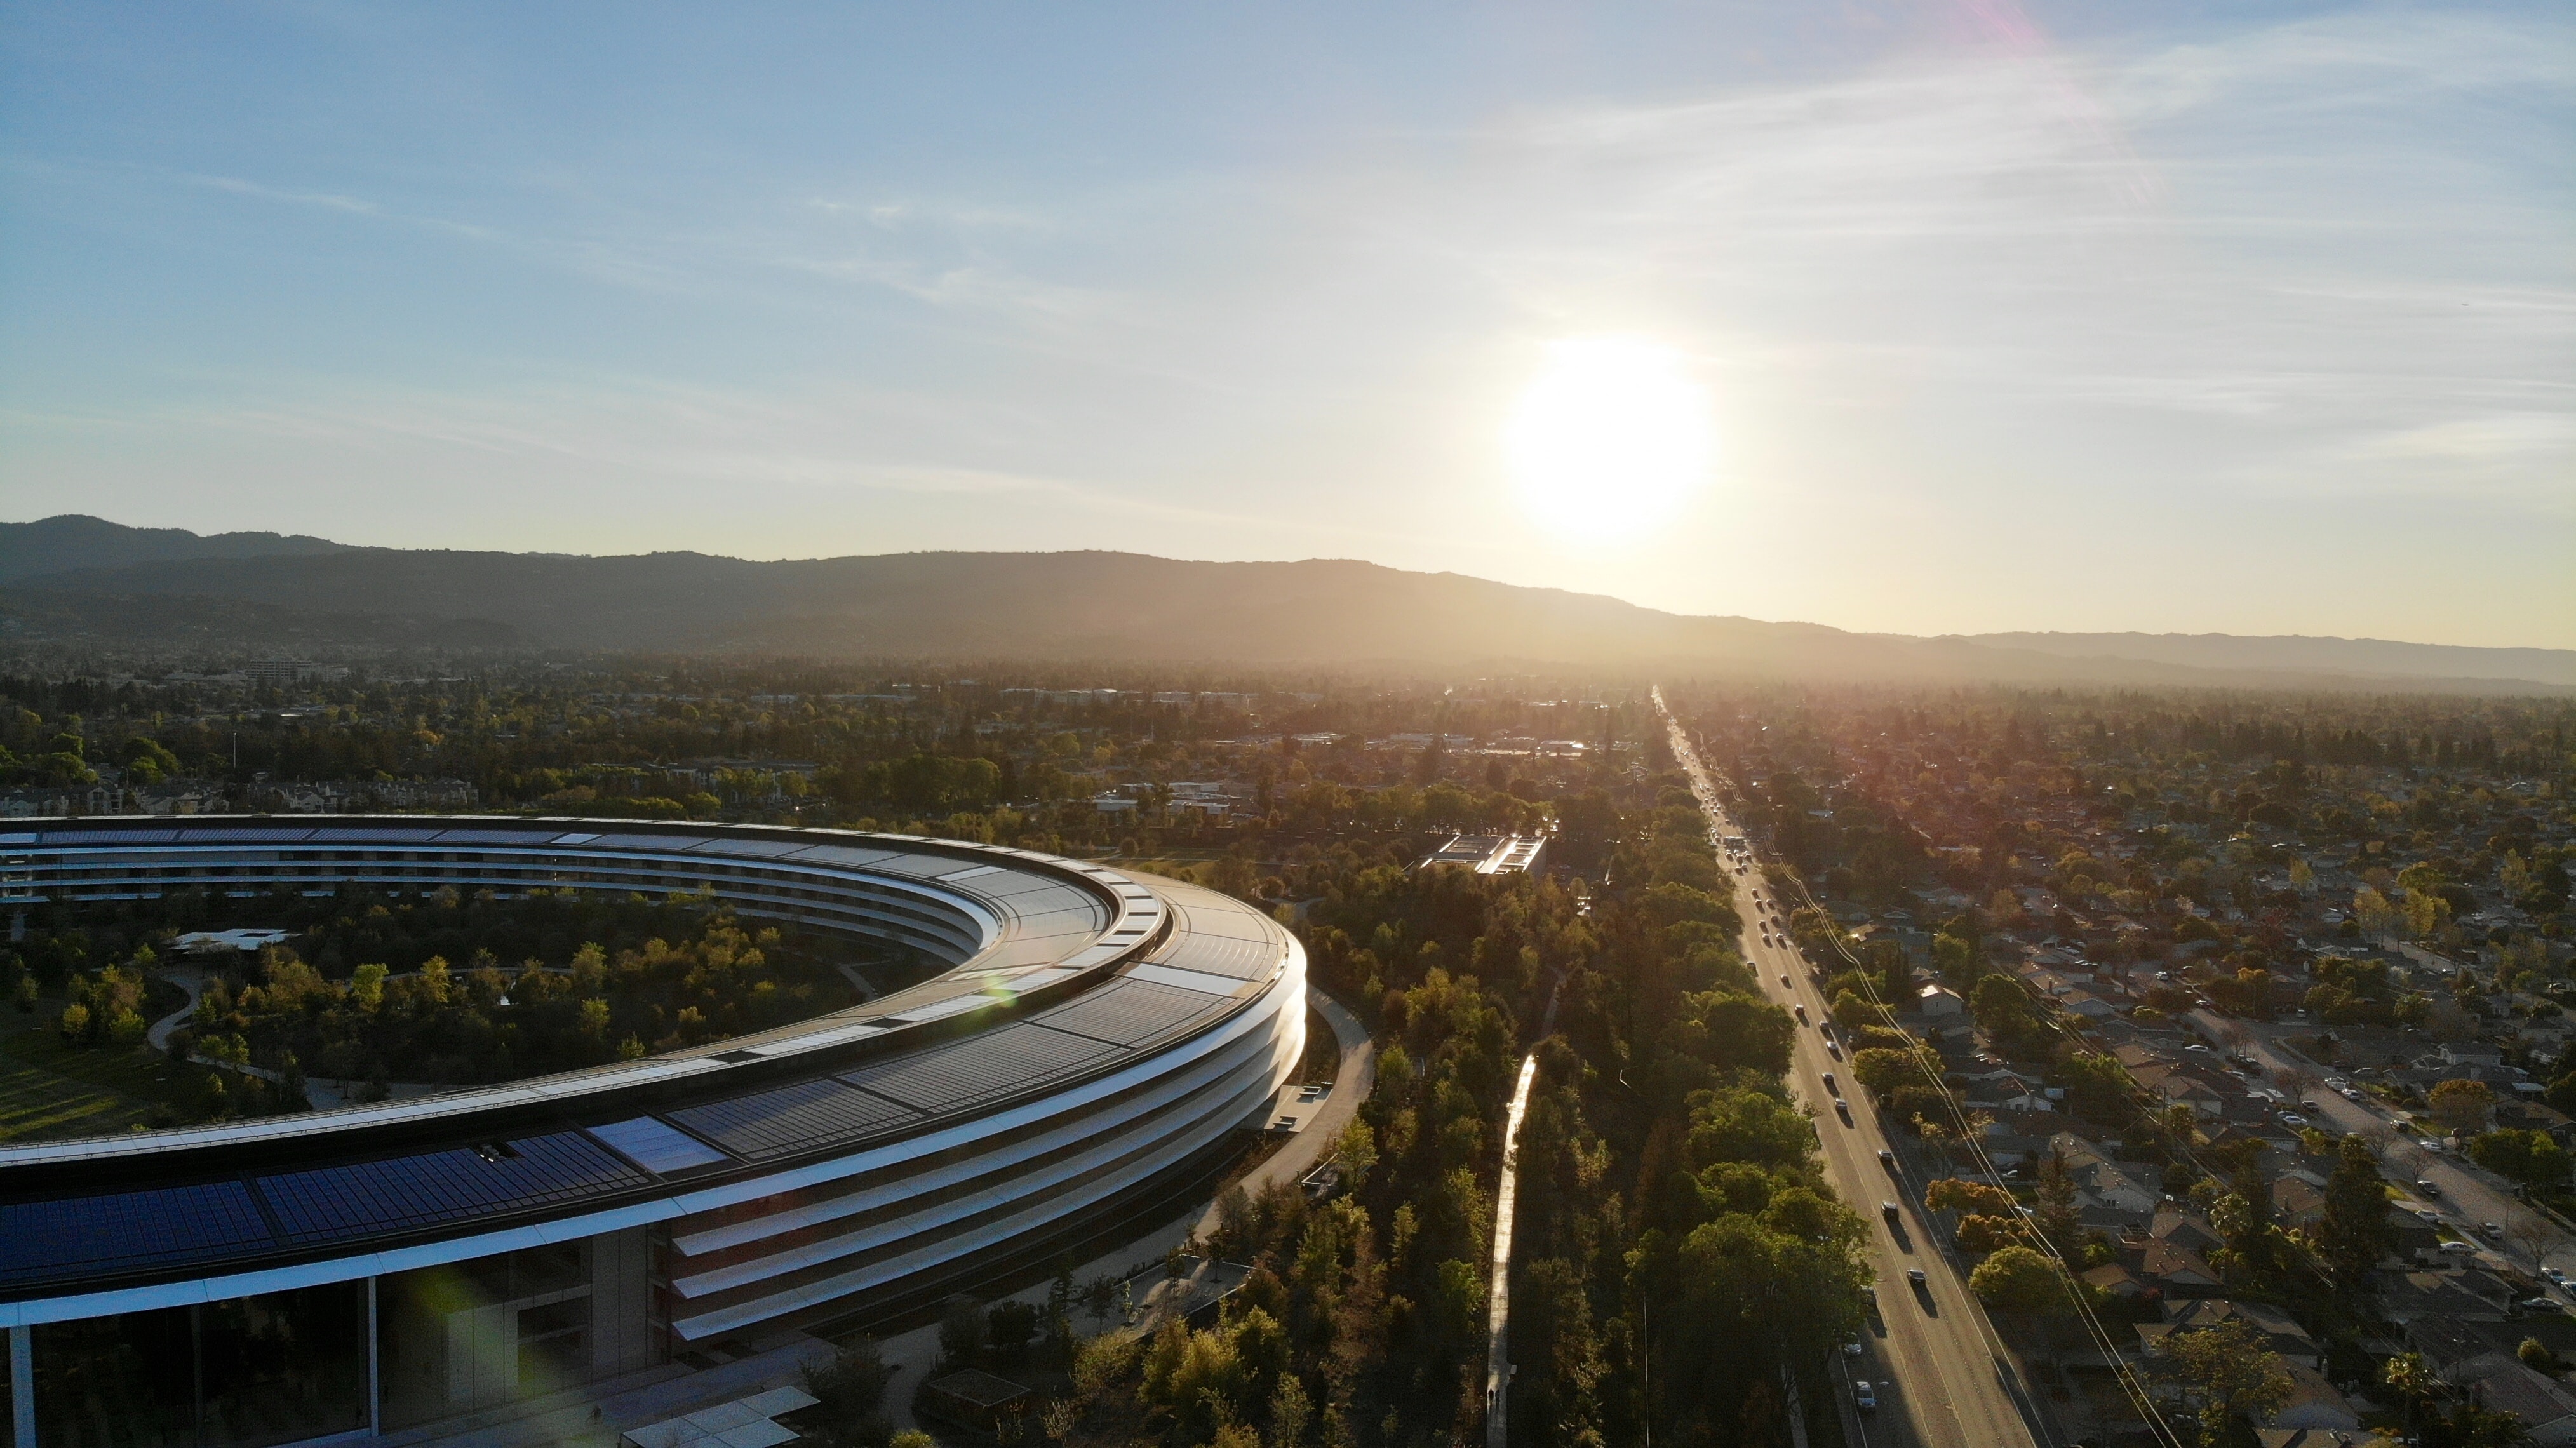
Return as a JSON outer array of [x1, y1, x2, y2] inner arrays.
[[3, 3, 2570, 650]]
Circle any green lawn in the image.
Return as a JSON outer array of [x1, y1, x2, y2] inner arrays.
[[0, 996, 229, 1143]]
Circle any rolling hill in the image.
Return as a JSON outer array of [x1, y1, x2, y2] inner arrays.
[[3, 516, 2565, 692]]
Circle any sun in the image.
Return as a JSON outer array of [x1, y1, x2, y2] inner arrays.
[[1503, 335, 1714, 541]]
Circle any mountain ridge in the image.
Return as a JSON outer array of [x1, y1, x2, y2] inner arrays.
[[3, 516, 2565, 692]]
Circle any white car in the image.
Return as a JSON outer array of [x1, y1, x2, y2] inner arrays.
[[2326, 1076, 2347, 1089], [2280, 1113, 2307, 1127]]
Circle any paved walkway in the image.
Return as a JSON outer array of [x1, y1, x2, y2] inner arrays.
[[144, 968, 203, 1051], [1484, 1051, 1541, 1448]]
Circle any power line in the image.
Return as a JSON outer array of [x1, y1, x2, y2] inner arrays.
[[1656, 697, 2186, 1448]]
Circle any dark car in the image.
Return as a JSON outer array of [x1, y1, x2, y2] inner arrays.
[[1834, 1099, 1853, 1125], [1877, 1148, 1896, 1170], [1881, 1201, 1901, 1225]]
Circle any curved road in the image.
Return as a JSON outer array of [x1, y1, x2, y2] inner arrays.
[[1658, 691, 2044, 1448]]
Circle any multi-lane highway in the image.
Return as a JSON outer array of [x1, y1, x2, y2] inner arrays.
[[1657, 691, 2046, 1448]]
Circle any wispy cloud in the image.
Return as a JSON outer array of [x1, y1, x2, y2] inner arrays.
[[191, 173, 382, 215]]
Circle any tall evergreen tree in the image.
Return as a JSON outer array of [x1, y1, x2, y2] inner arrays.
[[2318, 1135, 2395, 1293]]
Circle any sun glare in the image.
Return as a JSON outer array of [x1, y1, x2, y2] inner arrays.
[[1503, 336, 1714, 542]]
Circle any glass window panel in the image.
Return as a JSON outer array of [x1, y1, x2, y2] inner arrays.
[[32, 1306, 194, 1448], [378, 1238, 603, 1432], [197, 1282, 369, 1448]]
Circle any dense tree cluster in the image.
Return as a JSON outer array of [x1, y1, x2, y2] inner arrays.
[[178, 899, 849, 1087], [1035, 774, 1872, 1447]]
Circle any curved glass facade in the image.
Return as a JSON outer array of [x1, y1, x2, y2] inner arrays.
[[0, 819, 1303, 1447]]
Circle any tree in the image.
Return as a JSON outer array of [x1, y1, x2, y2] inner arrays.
[[2150, 1319, 2295, 1448], [2056, 1052, 2133, 1125], [2428, 1078, 2495, 1134], [1968, 1245, 2063, 1316], [2317, 1134, 2395, 1290], [2469, 1128, 2571, 1191], [1924, 1179, 2018, 1219], [2211, 1155, 2292, 1289], [2382, 1352, 2439, 1443], [1850, 1047, 1917, 1099], [803, 1338, 895, 1445], [937, 1295, 987, 1367], [2034, 1148, 2081, 1257], [1955, 1214, 2025, 1256]]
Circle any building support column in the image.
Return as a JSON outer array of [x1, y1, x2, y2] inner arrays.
[[10, 1324, 33, 1448], [366, 1277, 382, 1438]]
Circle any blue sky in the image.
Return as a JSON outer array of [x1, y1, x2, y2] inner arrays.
[[2, 2, 2569, 647]]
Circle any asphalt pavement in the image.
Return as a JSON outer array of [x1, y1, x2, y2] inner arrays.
[[1658, 694, 2044, 1448], [2192, 1010, 2575, 1285]]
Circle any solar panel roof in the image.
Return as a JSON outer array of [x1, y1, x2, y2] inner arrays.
[[40, 828, 178, 845], [1029, 980, 1224, 1049], [667, 1079, 920, 1163], [683, 838, 812, 857], [166, 827, 317, 843], [1148, 931, 1278, 981], [258, 1132, 646, 1243], [842, 1022, 1121, 1112], [580, 833, 716, 852], [432, 828, 559, 846], [0, 1181, 274, 1289]]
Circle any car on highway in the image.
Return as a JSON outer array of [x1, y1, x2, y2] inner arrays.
[[1825, 1037, 1842, 1059], [1843, 1337, 1863, 1357], [2415, 1209, 2442, 1224], [1906, 1268, 1928, 1287], [1877, 1148, 1896, 1170], [1781, 974, 1792, 988], [1823, 1072, 1839, 1094], [1794, 1005, 1809, 1026], [2418, 1179, 2441, 1198], [1834, 1099, 1853, 1125], [1881, 1201, 1902, 1226], [1853, 1381, 1877, 1412]]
